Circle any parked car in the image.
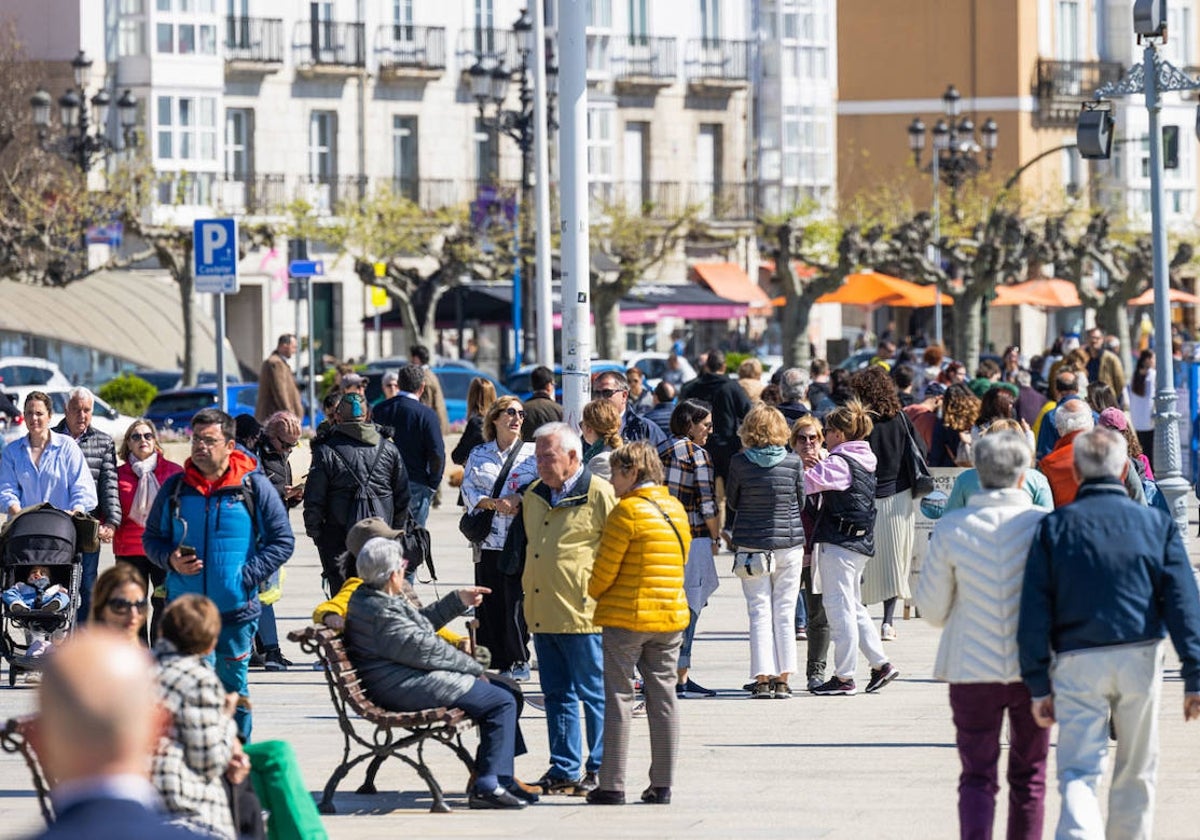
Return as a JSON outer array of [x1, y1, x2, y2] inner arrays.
[[0, 357, 72, 389], [0, 386, 137, 441], [144, 384, 261, 431], [114, 369, 242, 393], [430, 367, 512, 425], [504, 360, 626, 401]]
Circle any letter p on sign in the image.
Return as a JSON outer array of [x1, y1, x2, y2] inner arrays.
[[193, 218, 239, 294]]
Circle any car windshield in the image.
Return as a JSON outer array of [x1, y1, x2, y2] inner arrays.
[[148, 392, 217, 414]]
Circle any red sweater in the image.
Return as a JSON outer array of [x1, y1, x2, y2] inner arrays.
[[113, 455, 185, 557]]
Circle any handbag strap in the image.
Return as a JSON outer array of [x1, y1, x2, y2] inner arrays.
[[490, 441, 525, 498], [328, 441, 385, 494], [641, 495, 686, 556]]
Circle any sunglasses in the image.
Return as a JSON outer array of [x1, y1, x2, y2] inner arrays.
[[129, 431, 155, 442], [277, 437, 300, 451], [595, 388, 627, 399], [503, 407, 527, 419], [796, 434, 821, 443], [105, 596, 148, 616]]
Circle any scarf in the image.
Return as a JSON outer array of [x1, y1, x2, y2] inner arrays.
[[744, 444, 788, 469], [129, 452, 160, 526]]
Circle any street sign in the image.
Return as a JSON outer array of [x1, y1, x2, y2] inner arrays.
[[86, 221, 123, 248], [288, 259, 325, 278], [193, 218, 239, 294]]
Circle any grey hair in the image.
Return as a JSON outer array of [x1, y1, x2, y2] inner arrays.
[[356, 537, 406, 589], [534, 421, 583, 459], [1015, 370, 1032, 388], [974, 431, 1030, 489], [1073, 427, 1128, 480], [67, 387, 95, 406], [1055, 399, 1095, 436], [780, 368, 808, 403]]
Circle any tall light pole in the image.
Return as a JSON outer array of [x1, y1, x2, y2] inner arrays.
[[29, 50, 138, 173], [1081, 6, 1196, 538], [469, 9, 558, 367], [907, 85, 999, 349]]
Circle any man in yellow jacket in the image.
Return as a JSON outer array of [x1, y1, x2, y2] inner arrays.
[[521, 423, 617, 797]]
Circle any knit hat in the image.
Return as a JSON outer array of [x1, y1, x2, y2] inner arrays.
[[337, 392, 367, 420], [1099, 406, 1129, 431]]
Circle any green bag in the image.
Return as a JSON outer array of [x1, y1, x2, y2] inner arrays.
[[244, 740, 328, 840]]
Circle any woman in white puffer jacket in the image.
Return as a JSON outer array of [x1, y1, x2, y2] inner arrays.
[[914, 430, 1052, 840]]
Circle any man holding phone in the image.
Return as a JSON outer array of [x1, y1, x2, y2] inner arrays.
[[143, 408, 294, 742]]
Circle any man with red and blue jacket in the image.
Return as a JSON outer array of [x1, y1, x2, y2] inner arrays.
[[144, 408, 294, 741]]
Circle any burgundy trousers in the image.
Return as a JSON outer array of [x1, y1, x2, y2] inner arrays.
[[948, 682, 1051, 840]]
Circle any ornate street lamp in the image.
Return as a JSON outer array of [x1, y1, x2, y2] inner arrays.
[[29, 50, 138, 173]]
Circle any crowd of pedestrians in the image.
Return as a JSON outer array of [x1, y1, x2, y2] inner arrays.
[[6, 326, 1200, 836]]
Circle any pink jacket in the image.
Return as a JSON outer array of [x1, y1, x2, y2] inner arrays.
[[803, 441, 877, 496]]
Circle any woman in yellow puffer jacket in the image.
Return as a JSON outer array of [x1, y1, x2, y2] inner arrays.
[[586, 442, 690, 807]]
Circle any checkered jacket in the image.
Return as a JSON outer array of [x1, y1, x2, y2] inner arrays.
[[151, 640, 237, 840], [659, 436, 717, 538]]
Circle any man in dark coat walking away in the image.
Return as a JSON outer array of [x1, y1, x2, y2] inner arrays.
[[371, 364, 443, 527], [521, 365, 563, 440], [679, 349, 752, 481]]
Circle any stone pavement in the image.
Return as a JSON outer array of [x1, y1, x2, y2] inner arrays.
[[3, 448, 1200, 838]]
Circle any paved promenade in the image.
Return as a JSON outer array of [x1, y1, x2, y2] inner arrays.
[[3, 444, 1200, 838]]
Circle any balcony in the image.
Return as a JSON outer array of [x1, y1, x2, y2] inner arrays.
[[376, 25, 446, 80], [455, 28, 518, 76], [215, 174, 287, 216], [293, 20, 366, 76], [298, 175, 370, 213], [224, 16, 284, 72], [684, 39, 750, 92], [612, 36, 676, 91], [1035, 59, 1124, 126]]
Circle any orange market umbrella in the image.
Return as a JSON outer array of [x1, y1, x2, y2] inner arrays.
[[815, 272, 950, 308], [1127, 287, 1200, 306], [992, 278, 1081, 308]]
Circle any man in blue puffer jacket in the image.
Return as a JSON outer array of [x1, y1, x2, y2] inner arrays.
[[144, 408, 294, 741], [1018, 426, 1200, 840]]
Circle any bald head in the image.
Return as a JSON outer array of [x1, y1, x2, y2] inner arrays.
[[36, 629, 165, 784]]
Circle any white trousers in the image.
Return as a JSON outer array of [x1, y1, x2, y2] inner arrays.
[[738, 545, 803, 679], [1051, 640, 1163, 840], [815, 543, 887, 680]]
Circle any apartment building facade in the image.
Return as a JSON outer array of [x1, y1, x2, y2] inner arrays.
[[10, 0, 842, 372]]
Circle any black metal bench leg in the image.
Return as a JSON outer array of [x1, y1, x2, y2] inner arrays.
[[395, 750, 451, 814], [319, 752, 376, 815], [356, 753, 388, 795]]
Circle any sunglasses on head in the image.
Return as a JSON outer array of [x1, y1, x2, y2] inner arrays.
[[503, 407, 527, 419], [105, 596, 148, 616]]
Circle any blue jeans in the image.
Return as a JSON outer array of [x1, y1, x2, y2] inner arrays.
[[533, 632, 604, 780], [77, 549, 100, 624], [408, 482, 436, 527], [208, 616, 258, 742]]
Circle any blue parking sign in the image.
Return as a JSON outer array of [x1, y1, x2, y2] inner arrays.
[[193, 218, 239, 294]]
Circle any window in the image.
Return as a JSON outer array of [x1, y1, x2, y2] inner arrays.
[[474, 0, 495, 55], [701, 0, 720, 42], [157, 23, 174, 53], [589, 0, 612, 27], [628, 0, 648, 42], [227, 0, 247, 15], [157, 0, 171, 9], [155, 95, 218, 163], [1056, 0, 1080, 60], [393, 0, 413, 40], [119, 21, 146, 56], [1167, 4, 1194, 65], [309, 111, 337, 180], [475, 117, 497, 182], [226, 109, 251, 178], [179, 23, 196, 53], [156, 0, 218, 55], [587, 105, 615, 183], [393, 116, 419, 200], [122, 0, 144, 12]]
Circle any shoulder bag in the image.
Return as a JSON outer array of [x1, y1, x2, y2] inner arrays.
[[902, 414, 936, 498], [458, 442, 524, 544]]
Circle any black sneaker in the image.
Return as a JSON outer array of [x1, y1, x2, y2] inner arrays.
[[533, 772, 579, 795], [810, 676, 857, 696], [682, 678, 717, 697], [865, 663, 899, 694], [263, 648, 293, 672], [574, 771, 599, 796], [743, 680, 758, 692], [750, 681, 773, 699]]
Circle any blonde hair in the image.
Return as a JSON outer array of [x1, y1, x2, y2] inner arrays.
[[582, 399, 623, 449], [482, 395, 523, 442], [823, 399, 874, 441], [738, 358, 763, 380], [790, 415, 824, 448], [738, 404, 790, 448], [608, 441, 664, 485], [467, 377, 497, 419]]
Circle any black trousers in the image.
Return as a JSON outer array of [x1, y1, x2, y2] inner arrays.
[[801, 566, 830, 680], [315, 528, 349, 595], [474, 549, 529, 672]]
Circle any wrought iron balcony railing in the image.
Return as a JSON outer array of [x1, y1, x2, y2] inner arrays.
[[684, 38, 750, 86], [294, 20, 367, 69], [1035, 59, 1125, 126], [224, 16, 284, 64], [377, 24, 446, 74]]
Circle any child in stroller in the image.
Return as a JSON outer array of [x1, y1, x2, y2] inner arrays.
[[3, 565, 70, 616]]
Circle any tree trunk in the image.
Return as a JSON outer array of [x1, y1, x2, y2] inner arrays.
[[179, 270, 197, 386], [1095, 299, 1133, 377], [592, 284, 622, 361], [952, 290, 985, 373], [782, 297, 814, 371]]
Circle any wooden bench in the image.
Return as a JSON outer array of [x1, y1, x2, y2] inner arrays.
[[287, 626, 477, 814], [1, 714, 53, 825]]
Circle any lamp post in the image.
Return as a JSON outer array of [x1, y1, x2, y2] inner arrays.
[[906, 85, 999, 348], [29, 50, 138, 173], [469, 8, 557, 368], [1080, 9, 1196, 539]]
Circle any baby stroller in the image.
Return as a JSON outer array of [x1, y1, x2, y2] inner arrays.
[[0, 506, 83, 687]]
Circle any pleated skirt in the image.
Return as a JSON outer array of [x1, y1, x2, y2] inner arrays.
[[861, 489, 915, 605]]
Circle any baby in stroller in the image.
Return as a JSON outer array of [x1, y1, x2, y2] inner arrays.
[[2, 565, 70, 616]]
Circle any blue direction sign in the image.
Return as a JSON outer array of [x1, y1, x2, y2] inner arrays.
[[193, 218, 239, 294], [288, 259, 325, 278]]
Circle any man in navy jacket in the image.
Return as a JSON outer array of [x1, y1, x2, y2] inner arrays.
[[372, 363, 444, 527], [1018, 427, 1200, 839]]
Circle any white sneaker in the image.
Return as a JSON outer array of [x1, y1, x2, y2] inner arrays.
[[880, 623, 897, 642]]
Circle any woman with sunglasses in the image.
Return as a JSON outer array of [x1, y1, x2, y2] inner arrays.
[[92, 563, 150, 644], [462, 395, 540, 681], [790, 415, 832, 691], [113, 419, 182, 644]]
